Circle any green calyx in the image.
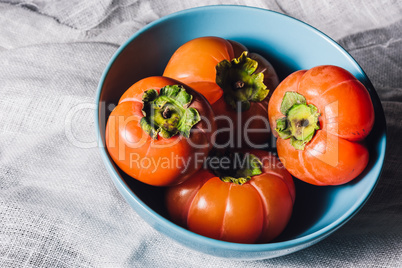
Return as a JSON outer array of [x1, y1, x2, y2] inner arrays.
[[276, 92, 320, 150], [207, 151, 263, 185], [140, 85, 201, 139], [216, 51, 268, 111]]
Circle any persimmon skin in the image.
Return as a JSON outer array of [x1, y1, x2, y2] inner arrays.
[[268, 65, 374, 186], [163, 36, 279, 149], [165, 150, 295, 244], [164, 37, 234, 86], [105, 76, 216, 186]]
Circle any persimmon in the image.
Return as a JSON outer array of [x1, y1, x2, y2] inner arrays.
[[165, 149, 295, 243], [106, 76, 216, 186], [163, 36, 279, 149], [268, 65, 375, 185]]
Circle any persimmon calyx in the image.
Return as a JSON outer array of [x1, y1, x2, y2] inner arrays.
[[276, 91, 320, 150], [207, 151, 263, 185], [140, 85, 201, 139], [216, 51, 268, 112]]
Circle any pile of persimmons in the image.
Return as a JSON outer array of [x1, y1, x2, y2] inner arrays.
[[105, 37, 374, 244]]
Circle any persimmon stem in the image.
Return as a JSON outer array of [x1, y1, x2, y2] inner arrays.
[[162, 107, 171, 119], [234, 80, 245, 89], [206, 151, 262, 185], [216, 51, 268, 111], [276, 92, 320, 150], [140, 85, 201, 139]]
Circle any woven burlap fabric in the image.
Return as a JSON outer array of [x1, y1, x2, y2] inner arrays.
[[1, 1, 401, 267]]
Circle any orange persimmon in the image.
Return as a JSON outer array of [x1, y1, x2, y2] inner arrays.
[[106, 76, 216, 186], [268, 65, 375, 185], [165, 149, 295, 243], [163, 36, 279, 149]]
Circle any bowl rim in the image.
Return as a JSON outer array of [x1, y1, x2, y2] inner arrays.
[[95, 4, 387, 253]]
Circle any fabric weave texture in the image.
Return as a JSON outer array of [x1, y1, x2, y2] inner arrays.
[[0, 0, 401, 267]]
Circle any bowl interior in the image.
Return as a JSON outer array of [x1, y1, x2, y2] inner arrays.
[[96, 5, 386, 257]]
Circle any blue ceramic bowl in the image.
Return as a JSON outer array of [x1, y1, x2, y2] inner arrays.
[[95, 5, 386, 260]]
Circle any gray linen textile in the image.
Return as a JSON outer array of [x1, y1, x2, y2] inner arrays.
[[1, 0, 401, 267]]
